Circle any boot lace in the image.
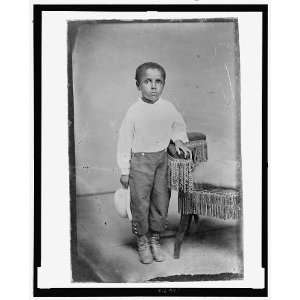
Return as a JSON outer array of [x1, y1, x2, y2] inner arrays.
[[138, 237, 149, 251], [151, 233, 160, 246]]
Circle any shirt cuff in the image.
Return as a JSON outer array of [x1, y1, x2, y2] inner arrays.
[[172, 132, 189, 143], [120, 167, 130, 175]]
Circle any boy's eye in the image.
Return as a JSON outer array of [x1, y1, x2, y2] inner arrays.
[[142, 79, 163, 85]]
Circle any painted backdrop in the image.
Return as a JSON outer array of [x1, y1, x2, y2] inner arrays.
[[72, 20, 241, 195]]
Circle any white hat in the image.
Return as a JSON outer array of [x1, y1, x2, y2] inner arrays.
[[113, 187, 132, 220]]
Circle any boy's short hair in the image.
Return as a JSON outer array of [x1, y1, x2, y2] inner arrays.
[[135, 62, 166, 85]]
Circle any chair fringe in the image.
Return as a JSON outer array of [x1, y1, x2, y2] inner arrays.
[[167, 140, 208, 193], [167, 139, 241, 220], [178, 190, 241, 220], [167, 155, 193, 193]]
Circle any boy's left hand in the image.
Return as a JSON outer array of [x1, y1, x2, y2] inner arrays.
[[174, 140, 192, 159]]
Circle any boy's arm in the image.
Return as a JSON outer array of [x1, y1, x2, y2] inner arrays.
[[171, 105, 192, 158], [117, 111, 134, 180]]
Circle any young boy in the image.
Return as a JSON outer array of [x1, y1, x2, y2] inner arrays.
[[117, 62, 191, 264]]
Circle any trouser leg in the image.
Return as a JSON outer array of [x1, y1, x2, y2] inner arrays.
[[149, 152, 170, 233], [129, 155, 155, 236]]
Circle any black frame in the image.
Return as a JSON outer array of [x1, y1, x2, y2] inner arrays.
[[34, 4, 268, 297]]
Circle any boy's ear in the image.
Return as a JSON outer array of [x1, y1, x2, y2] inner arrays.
[[136, 81, 140, 90]]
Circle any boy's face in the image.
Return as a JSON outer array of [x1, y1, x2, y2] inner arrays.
[[137, 68, 165, 103]]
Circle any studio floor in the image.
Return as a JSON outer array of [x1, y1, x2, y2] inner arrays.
[[75, 191, 243, 283]]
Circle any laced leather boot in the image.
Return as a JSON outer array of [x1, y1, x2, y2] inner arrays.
[[137, 235, 153, 264], [150, 232, 165, 262]]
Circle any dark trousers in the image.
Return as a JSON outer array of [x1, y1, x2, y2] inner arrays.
[[129, 149, 170, 236]]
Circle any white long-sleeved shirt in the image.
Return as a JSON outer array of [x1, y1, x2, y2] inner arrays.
[[117, 97, 188, 174]]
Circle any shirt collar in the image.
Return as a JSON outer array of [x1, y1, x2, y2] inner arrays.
[[139, 97, 162, 105]]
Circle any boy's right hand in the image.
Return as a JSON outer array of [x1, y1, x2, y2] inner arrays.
[[120, 175, 129, 189]]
